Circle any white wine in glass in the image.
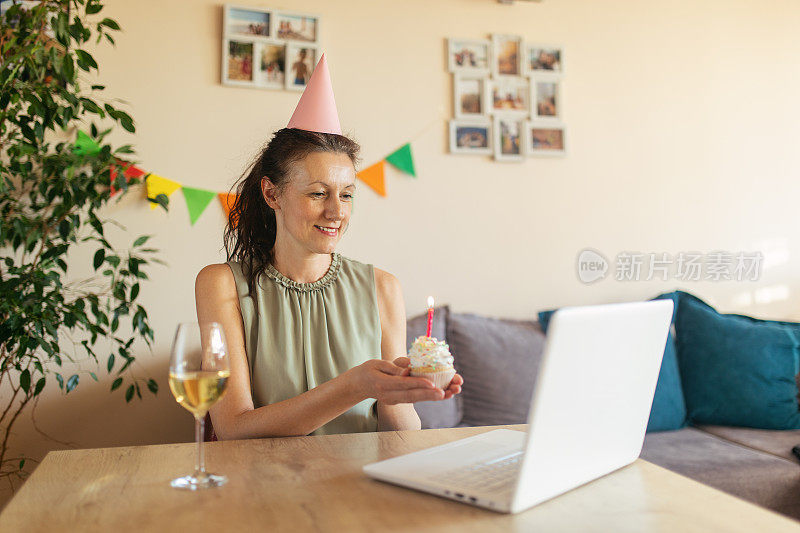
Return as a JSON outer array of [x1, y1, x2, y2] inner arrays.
[[168, 322, 230, 490]]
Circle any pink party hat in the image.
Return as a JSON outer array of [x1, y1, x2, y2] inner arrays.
[[287, 53, 342, 135]]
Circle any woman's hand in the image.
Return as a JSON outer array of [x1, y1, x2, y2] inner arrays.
[[348, 359, 445, 405], [392, 356, 464, 400]]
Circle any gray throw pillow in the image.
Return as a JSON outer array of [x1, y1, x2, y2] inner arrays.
[[447, 312, 546, 427], [407, 306, 462, 429]]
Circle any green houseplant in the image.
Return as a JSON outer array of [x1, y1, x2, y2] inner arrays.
[[0, 0, 167, 487]]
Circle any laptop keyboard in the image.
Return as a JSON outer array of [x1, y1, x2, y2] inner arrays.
[[431, 451, 523, 495]]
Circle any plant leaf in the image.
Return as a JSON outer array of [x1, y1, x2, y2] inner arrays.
[[66, 374, 79, 393], [111, 377, 123, 391], [75, 49, 98, 69], [125, 384, 134, 402], [19, 369, 30, 393], [93, 249, 105, 270]]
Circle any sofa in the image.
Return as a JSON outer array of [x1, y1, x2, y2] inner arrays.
[[408, 304, 800, 521]]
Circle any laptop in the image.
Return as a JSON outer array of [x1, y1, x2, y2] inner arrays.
[[363, 299, 673, 514]]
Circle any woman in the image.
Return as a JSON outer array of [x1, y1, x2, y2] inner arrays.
[[195, 128, 463, 439]]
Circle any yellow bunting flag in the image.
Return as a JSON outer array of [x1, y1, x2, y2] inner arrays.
[[356, 161, 386, 197], [146, 174, 182, 210]]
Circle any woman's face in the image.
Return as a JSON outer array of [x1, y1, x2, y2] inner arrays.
[[264, 151, 356, 256]]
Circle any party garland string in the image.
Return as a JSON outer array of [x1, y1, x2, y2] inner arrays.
[[74, 117, 438, 226]]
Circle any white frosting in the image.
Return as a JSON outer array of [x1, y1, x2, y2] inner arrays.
[[408, 336, 454, 370]]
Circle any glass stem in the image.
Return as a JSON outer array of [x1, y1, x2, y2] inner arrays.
[[194, 413, 206, 478]]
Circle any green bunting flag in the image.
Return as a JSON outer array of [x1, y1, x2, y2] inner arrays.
[[74, 130, 101, 155], [181, 186, 216, 226], [385, 143, 416, 177]]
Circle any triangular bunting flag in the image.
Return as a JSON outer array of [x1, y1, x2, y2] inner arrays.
[[218, 192, 239, 223], [357, 161, 386, 197], [218, 193, 236, 217], [146, 174, 182, 210], [74, 130, 101, 156], [182, 187, 216, 225], [385, 143, 416, 177], [110, 161, 147, 196]]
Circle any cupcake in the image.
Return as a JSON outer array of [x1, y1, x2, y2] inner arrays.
[[408, 336, 456, 389]]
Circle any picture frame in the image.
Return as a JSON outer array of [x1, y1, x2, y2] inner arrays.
[[285, 44, 318, 91], [526, 121, 567, 157], [224, 5, 273, 40], [491, 34, 522, 78], [449, 119, 492, 155], [221, 4, 320, 90], [490, 78, 529, 116], [530, 74, 562, 120], [523, 43, 564, 75], [222, 38, 256, 87], [493, 116, 525, 162], [447, 38, 491, 75], [274, 11, 319, 43], [256, 41, 287, 89], [453, 75, 488, 119]]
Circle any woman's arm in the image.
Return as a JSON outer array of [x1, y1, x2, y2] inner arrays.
[[197, 264, 443, 439], [374, 268, 425, 431], [373, 269, 463, 431]]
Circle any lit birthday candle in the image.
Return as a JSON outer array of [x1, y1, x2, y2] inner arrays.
[[426, 296, 434, 338]]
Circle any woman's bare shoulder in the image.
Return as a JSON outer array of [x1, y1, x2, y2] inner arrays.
[[196, 263, 236, 294], [373, 267, 402, 298]]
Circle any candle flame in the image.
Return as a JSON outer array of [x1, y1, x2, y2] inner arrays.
[[427, 296, 434, 308]]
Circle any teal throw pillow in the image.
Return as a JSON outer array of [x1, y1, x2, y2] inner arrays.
[[675, 291, 800, 429]]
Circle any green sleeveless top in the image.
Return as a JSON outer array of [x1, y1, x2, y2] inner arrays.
[[227, 253, 380, 435]]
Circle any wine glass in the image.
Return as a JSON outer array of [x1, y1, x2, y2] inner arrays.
[[168, 322, 230, 490]]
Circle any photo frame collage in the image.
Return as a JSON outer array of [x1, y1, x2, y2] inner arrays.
[[447, 36, 566, 161], [222, 4, 320, 91]]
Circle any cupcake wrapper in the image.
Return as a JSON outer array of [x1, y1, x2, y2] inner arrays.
[[410, 368, 456, 389]]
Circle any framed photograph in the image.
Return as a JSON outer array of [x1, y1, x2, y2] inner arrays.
[[524, 44, 564, 74], [490, 78, 529, 116], [222, 39, 255, 86], [447, 38, 490, 74], [224, 5, 272, 39], [257, 42, 286, 89], [449, 120, 492, 155], [275, 11, 319, 43], [493, 117, 525, 162], [285, 44, 317, 90], [531, 75, 562, 120], [454, 75, 487, 119], [491, 34, 522, 77], [526, 121, 567, 157]]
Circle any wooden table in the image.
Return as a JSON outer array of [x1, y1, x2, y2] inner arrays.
[[2, 425, 798, 532]]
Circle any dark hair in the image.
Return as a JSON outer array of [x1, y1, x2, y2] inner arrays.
[[224, 128, 360, 294]]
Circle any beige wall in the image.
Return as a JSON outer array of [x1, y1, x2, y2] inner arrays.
[[3, 0, 800, 504]]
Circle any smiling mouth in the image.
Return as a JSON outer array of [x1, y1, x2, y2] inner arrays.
[[314, 225, 339, 237]]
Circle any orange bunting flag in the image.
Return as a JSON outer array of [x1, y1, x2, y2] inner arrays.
[[218, 193, 239, 227], [356, 161, 386, 197], [218, 193, 237, 218]]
